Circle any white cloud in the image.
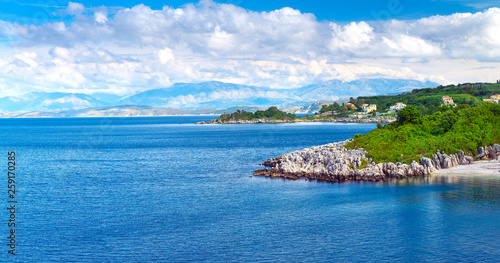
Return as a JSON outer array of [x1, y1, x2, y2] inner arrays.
[[49, 47, 73, 62], [66, 2, 85, 15], [157, 48, 175, 64], [385, 8, 500, 60], [381, 35, 442, 57], [329, 21, 374, 51], [13, 52, 39, 67], [0, 1, 499, 97], [94, 12, 108, 24]]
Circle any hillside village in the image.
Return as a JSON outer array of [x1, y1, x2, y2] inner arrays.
[[318, 93, 500, 120], [301, 81, 500, 118], [320, 101, 404, 119], [315, 81, 500, 120]]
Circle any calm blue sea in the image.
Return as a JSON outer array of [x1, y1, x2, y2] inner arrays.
[[0, 116, 499, 262]]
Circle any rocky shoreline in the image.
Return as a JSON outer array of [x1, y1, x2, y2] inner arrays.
[[253, 140, 500, 183], [197, 116, 396, 124]]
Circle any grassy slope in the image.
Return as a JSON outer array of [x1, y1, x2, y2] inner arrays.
[[345, 103, 500, 164]]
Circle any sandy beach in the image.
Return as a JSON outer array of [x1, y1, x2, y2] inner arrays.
[[432, 160, 500, 176]]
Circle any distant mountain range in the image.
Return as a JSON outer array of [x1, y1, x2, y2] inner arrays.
[[0, 78, 439, 114], [293, 79, 439, 100], [3, 105, 266, 118], [0, 92, 109, 112], [117, 81, 292, 109]]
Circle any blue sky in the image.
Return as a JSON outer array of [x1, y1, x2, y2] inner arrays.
[[1, 0, 498, 23], [0, 0, 499, 96]]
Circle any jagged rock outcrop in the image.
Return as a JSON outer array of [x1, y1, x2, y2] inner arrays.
[[254, 141, 500, 183], [476, 147, 488, 159], [478, 144, 500, 160]]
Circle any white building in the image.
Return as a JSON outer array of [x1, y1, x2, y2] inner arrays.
[[389, 102, 406, 112], [442, 96, 455, 106]]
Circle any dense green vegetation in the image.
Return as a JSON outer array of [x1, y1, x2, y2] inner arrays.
[[345, 103, 500, 164], [318, 102, 357, 116], [353, 83, 500, 114], [216, 106, 296, 121]]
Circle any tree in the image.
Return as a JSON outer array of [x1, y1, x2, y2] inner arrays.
[[438, 110, 458, 133], [319, 104, 330, 113], [437, 105, 450, 113], [397, 105, 422, 125], [267, 106, 279, 112]]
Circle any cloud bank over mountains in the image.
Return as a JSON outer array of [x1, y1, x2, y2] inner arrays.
[[0, 0, 499, 97]]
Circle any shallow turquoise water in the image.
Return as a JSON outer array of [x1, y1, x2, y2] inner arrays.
[[0, 116, 498, 262]]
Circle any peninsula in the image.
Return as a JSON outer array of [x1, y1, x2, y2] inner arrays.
[[196, 106, 396, 124], [254, 103, 500, 183]]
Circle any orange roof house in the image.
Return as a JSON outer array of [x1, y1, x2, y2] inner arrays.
[[441, 96, 455, 106], [345, 103, 357, 109]]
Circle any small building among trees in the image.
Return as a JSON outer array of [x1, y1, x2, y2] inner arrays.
[[362, 104, 377, 113], [389, 102, 406, 112], [441, 96, 455, 106]]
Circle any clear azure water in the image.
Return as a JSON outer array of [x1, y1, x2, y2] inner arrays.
[[0, 116, 499, 262]]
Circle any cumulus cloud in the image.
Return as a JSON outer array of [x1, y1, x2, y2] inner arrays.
[[49, 47, 72, 62], [66, 2, 85, 15], [329, 21, 374, 52], [0, 1, 499, 96], [94, 11, 108, 24], [383, 7, 500, 61], [13, 52, 39, 68], [156, 48, 175, 64]]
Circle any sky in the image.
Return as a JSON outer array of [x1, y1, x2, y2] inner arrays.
[[0, 0, 500, 96]]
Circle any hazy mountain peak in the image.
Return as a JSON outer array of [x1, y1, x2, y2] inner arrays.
[[0, 79, 440, 112]]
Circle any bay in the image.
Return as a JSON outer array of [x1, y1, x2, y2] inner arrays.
[[0, 116, 498, 262]]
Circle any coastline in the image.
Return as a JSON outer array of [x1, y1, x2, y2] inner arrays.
[[254, 140, 500, 183], [197, 116, 396, 124]]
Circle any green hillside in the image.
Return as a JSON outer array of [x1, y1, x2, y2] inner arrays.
[[345, 103, 500, 164], [352, 83, 500, 114]]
